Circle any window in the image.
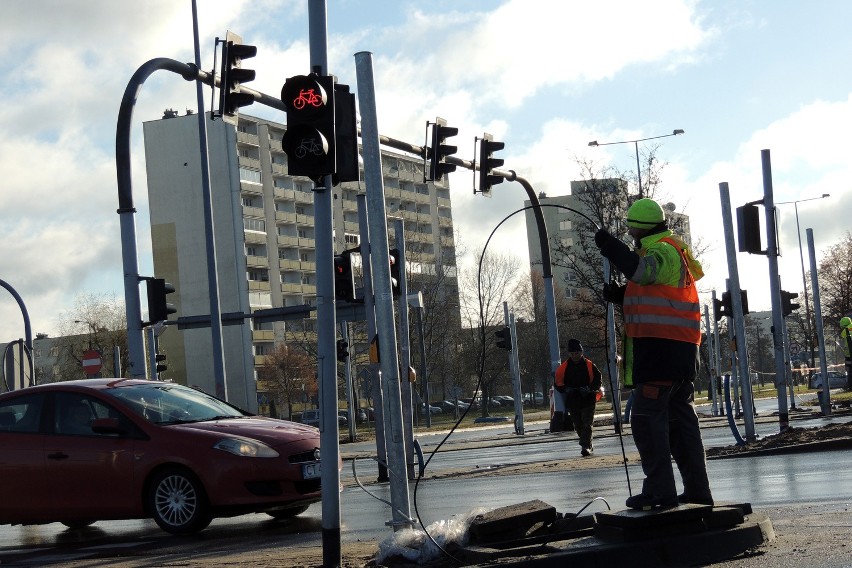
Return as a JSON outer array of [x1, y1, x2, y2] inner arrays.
[[298, 229, 308, 238], [296, 206, 305, 215], [242, 196, 261, 208], [246, 246, 258, 257], [0, 393, 44, 433], [344, 233, 360, 246], [244, 218, 266, 232], [239, 167, 262, 184], [54, 393, 122, 437], [300, 252, 310, 262]]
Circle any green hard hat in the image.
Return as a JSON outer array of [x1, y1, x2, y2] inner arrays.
[[841, 316, 852, 328], [626, 198, 666, 229]]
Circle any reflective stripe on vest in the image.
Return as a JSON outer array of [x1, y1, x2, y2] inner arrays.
[[623, 236, 701, 345]]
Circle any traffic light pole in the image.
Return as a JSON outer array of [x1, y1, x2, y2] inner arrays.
[[807, 228, 832, 416], [718, 184, 757, 441], [759, 150, 791, 433], [393, 218, 417, 480]]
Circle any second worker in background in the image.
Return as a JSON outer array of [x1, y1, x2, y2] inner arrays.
[[555, 338, 602, 457]]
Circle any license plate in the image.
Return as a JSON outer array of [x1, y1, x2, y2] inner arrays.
[[302, 462, 321, 479]]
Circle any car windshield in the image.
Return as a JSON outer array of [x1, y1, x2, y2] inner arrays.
[[105, 383, 247, 425]]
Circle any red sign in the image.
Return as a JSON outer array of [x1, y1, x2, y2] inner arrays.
[[82, 349, 102, 375]]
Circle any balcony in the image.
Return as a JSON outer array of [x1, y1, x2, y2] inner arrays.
[[252, 330, 275, 341], [277, 235, 299, 246], [274, 187, 295, 200], [248, 280, 271, 292], [238, 156, 261, 170], [237, 131, 259, 146], [276, 211, 297, 223], [245, 255, 269, 268]]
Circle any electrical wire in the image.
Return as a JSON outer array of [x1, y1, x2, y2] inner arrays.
[[402, 203, 636, 563]]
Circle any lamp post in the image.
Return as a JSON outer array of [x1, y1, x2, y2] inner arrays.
[[776, 193, 831, 370], [588, 129, 684, 198]]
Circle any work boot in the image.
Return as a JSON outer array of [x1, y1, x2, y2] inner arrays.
[[677, 492, 714, 506], [625, 493, 678, 511], [581, 447, 592, 457]]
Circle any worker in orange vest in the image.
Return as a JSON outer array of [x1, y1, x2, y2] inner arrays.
[[595, 198, 713, 511], [554, 339, 603, 457]]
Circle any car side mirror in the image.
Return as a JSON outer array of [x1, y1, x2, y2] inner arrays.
[[91, 417, 125, 435]]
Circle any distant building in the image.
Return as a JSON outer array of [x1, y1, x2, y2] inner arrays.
[[143, 112, 458, 413]]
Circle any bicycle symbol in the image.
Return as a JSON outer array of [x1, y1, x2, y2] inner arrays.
[[293, 88, 323, 110], [295, 137, 324, 158]]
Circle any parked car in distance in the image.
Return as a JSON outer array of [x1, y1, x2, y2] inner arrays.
[[420, 403, 442, 415], [495, 395, 515, 406], [809, 371, 848, 390], [0, 379, 335, 535], [523, 392, 544, 405], [300, 408, 321, 427]]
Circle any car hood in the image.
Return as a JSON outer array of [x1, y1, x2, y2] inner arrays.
[[173, 417, 319, 447]]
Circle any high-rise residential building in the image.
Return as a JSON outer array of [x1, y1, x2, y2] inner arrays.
[[143, 111, 457, 413], [524, 179, 693, 300]]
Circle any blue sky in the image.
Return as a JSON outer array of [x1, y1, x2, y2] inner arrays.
[[1, 0, 850, 341]]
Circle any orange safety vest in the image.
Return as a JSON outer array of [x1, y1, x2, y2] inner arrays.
[[623, 236, 701, 345], [555, 359, 594, 388]]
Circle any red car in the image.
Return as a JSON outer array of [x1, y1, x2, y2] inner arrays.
[[0, 379, 332, 534]]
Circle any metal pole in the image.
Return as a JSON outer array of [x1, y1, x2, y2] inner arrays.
[[719, 185, 756, 440], [808, 228, 831, 415], [603, 259, 622, 431], [760, 150, 790, 432], [357, 194, 388, 481], [341, 321, 355, 443], [793, 202, 815, 369], [190, 0, 228, 401], [711, 291, 723, 416], [354, 50, 412, 531], [393, 218, 415, 480], [307, 2, 341, 564], [413, 303, 430, 429], [703, 305, 718, 415], [634, 141, 642, 198]]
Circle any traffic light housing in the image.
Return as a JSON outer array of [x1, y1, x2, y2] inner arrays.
[[146, 278, 177, 324], [218, 31, 257, 123], [714, 292, 732, 322], [333, 253, 355, 302], [736, 204, 763, 254], [336, 339, 349, 362], [389, 248, 402, 297], [781, 290, 800, 316], [428, 117, 458, 181], [281, 73, 336, 180], [155, 353, 167, 374], [495, 326, 512, 351], [332, 83, 359, 185], [478, 133, 504, 196]]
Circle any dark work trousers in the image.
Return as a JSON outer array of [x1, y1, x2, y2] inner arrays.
[[567, 404, 595, 449], [630, 380, 712, 502]]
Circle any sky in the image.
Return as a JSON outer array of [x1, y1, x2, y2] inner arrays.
[[1, 0, 851, 342]]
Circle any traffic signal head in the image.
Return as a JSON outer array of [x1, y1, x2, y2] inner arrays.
[[714, 291, 732, 322], [389, 248, 402, 297], [429, 117, 458, 181], [478, 133, 504, 196], [332, 83, 359, 185], [155, 353, 168, 374], [281, 73, 336, 180], [780, 289, 800, 317], [146, 278, 177, 324], [736, 204, 763, 254], [333, 253, 355, 302], [494, 326, 512, 351], [336, 339, 349, 362], [218, 31, 257, 123]]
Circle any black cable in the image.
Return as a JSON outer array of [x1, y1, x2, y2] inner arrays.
[[409, 203, 634, 563]]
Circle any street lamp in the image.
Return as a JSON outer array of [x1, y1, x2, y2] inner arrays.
[[775, 193, 831, 370], [588, 129, 684, 198]]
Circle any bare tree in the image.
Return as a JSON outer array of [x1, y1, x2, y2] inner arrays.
[[458, 249, 525, 415], [52, 293, 128, 380], [260, 343, 318, 419]]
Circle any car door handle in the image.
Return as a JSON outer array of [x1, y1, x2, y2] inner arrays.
[[47, 452, 69, 460]]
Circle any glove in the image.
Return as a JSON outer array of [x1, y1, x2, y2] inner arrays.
[[603, 282, 626, 304], [594, 228, 613, 249]]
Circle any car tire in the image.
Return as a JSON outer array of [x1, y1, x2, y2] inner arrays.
[[147, 467, 212, 535], [266, 505, 309, 520]]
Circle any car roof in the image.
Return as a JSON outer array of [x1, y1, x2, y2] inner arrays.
[[0, 378, 173, 396]]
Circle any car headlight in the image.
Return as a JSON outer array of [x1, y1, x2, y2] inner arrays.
[[213, 436, 279, 458]]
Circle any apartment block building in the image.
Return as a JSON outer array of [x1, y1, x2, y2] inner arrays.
[[143, 111, 457, 413]]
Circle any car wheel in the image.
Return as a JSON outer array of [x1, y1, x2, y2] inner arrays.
[[147, 467, 212, 535], [61, 520, 96, 529], [266, 505, 309, 520]]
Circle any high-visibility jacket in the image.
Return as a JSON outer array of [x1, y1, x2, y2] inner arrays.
[[622, 231, 703, 387], [555, 358, 603, 402], [843, 326, 852, 359]]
